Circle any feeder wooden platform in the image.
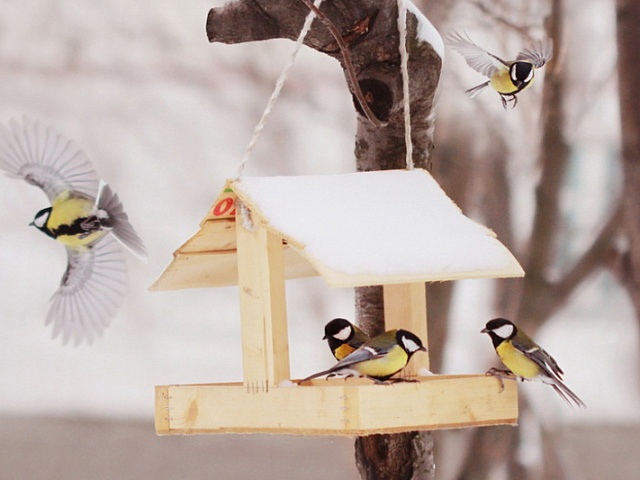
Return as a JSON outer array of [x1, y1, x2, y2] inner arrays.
[[156, 375, 517, 436], [151, 169, 524, 436]]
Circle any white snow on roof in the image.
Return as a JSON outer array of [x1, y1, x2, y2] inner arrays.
[[408, 1, 444, 59], [233, 169, 522, 282]]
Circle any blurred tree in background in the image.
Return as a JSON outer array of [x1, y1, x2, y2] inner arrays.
[[422, 0, 632, 478]]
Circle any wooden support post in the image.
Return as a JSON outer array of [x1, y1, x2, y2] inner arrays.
[[235, 205, 290, 390], [383, 282, 429, 375]]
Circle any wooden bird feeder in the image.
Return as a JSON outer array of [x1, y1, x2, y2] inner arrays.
[[152, 168, 524, 436]]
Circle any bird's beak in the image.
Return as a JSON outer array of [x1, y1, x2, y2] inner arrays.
[[420, 346, 427, 352], [28, 221, 35, 227], [480, 328, 488, 334], [322, 335, 327, 340]]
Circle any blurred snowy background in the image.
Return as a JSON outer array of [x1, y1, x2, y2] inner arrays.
[[0, 0, 359, 417], [0, 0, 638, 479]]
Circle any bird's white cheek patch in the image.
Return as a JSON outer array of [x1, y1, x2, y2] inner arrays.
[[402, 338, 420, 353], [33, 214, 49, 228], [334, 326, 351, 341], [493, 324, 514, 339]]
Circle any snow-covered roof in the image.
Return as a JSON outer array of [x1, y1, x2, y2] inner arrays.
[[151, 169, 523, 290], [407, 1, 444, 59]]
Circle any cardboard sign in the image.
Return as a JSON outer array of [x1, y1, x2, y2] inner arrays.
[[206, 186, 237, 221]]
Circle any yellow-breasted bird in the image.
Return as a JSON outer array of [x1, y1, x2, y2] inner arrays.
[[482, 318, 585, 408], [0, 116, 147, 345], [302, 329, 426, 383], [323, 318, 369, 361], [448, 31, 553, 109]]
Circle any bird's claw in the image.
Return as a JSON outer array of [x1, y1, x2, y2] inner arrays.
[[500, 94, 518, 109], [485, 368, 515, 393]]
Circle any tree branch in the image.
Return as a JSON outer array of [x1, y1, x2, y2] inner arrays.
[[298, 0, 384, 127], [207, 0, 441, 171], [548, 202, 623, 313], [515, 0, 569, 330]]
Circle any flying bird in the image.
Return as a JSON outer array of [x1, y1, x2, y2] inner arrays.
[[448, 31, 553, 108], [0, 116, 147, 344]]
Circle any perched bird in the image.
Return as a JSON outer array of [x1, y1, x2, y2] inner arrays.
[[0, 116, 147, 345], [323, 318, 369, 361], [481, 318, 585, 408], [302, 329, 426, 383], [448, 31, 553, 108]]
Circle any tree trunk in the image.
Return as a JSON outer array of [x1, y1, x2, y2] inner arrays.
[[514, 0, 569, 333], [207, 1, 442, 478], [457, 0, 570, 478], [616, 0, 640, 334]]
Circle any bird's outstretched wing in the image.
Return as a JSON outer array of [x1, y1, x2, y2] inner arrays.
[[47, 236, 128, 345], [447, 31, 508, 78], [516, 38, 553, 68], [0, 116, 99, 201], [96, 181, 148, 261]]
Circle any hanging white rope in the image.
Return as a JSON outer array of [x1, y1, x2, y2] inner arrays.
[[397, 0, 414, 170], [235, 0, 324, 179]]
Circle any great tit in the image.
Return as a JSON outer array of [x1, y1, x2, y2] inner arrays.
[[323, 318, 370, 361], [482, 318, 585, 408], [0, 116, 147, 345], [448, 31, 553, 108], [302, 329, 426, 383]]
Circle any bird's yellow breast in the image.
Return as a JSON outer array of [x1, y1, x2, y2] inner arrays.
[[334, 344, 356, 361], [57, 230, 105, 248], [49, 194, 103, 248], [49, 196, 94, 222], [354, 346, 408, 378], [496, 342, 541, 379], [490, 70, 521, 95]]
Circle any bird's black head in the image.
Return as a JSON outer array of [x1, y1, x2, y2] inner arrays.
[[323, 318, 353, 341], [481, 318, 516, 348], [510, 62, 534, 89], [396, 329, 427, 357], [30, 207, 55, 238]]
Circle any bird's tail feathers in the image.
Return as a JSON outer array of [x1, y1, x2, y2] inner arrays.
[[300, 368, 334, 384], [466, 81, 490, 98], [96, 181, 147, 262], [549, 377, 586, 409], [300, 367, 362, 384]]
